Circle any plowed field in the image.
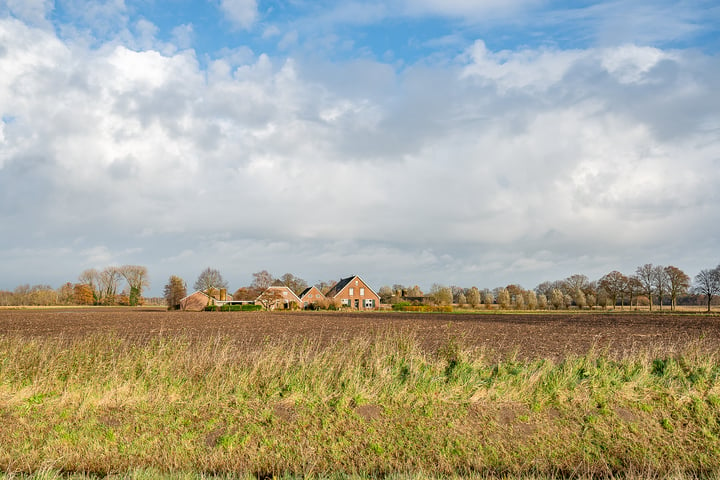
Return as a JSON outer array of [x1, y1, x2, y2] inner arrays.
[[2, 308, 718, 359]]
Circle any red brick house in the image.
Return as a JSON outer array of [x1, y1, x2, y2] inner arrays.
[[325, 275, 380, 310], [256, 286, 302, 310], [180, 289, 232, 311], [299, 285, 326, 308]]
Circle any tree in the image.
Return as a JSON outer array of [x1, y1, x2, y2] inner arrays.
[[98, 267, 123, 305], [635, 264, 656, 310], [665, 266, 690, 311], [78, 268, 100, 304], [626, 276, 642, 310], [598, 271, 628, 309], [550, 288, 564, 309], [378, 286, 394, 303], [466, 287, 480, 308], [537, 293, 548, 310], [57, 283, 74, 305], [73, 284, 94, 305], [526, 290, 538, 310], [497, 288, 510, 309], [572, 288, 587, 309], [256, 288, 289, 310], [429, 284, 453, 306], [119, 265, 150, 306], [514, 292, 525, 310], [652, 265, 668, 310], [406, 285, 424, 297], [694, 266, 720, 313], [251, 270, 274, 291], [163, 275, 186, 310], [482, 290, 494, 309], [279, 273, 309, 296], [564, 274, 590, 295], [194, 268, 228, 295]]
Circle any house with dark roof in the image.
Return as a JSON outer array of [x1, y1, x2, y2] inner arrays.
[[299, 285, 326, 308], [325, 275, 380, 310]]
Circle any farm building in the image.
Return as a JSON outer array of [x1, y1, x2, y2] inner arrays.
[[299, 285, 326, 308], [179, 289, 232, 311], [325, 275, 380, 310], [255, 286, 302, 310]]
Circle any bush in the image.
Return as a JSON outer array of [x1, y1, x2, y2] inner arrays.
[[207, 304, 262, 312]]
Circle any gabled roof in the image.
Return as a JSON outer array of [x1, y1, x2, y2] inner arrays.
[[180, 290, 233, 303], [255, 285, 302, 303], [299, 285, 326, 300], [325, 275, 379, 299]]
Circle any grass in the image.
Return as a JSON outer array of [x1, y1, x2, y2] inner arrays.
[[1, 332, 720, 478]]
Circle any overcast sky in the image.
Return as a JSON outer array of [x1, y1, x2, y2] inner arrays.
[[1, 0, 719, 296]]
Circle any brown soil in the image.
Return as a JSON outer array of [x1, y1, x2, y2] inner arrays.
[[0, 308, 718, 359]]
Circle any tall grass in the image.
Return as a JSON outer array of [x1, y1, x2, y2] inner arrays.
[[1, 332, 719, 478]]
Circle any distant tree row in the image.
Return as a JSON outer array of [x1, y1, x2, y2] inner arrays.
[[377, 263, 720, 312], [0, 265, 150, 307]]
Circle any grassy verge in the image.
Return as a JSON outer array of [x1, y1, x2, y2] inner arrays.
[[1, 332, 719, 478]]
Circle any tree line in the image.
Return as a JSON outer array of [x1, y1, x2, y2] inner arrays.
[[0, 265, 150, 307], [2, 262, 719, 312], [378, 264, 720, 313]]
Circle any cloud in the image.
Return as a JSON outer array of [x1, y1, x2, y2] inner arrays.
[[217, 0, 258, 30], [1, 13, 719, 293], [4, 0, 53, 26]]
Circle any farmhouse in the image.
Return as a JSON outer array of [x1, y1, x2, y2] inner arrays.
[[299, 285, 326, 308], [255, 285, 302, 310], [325, 275, 380, 310], [180, 288, 232, 311]]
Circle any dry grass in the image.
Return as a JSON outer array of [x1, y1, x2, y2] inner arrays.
[[1, 332, 719, 478]]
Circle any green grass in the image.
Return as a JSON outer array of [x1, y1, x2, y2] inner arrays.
[[1, 332, 720, 478]]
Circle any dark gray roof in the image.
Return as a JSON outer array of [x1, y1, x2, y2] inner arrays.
[[325, 276, 355, 298]]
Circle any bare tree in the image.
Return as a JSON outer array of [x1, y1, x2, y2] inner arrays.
[[279, 273, 308, 296], [119, 265, 150, 306], [251, 270, 274, 291], [378, 286, 394, 304], [598, 271, 628, 309], [194, 268, 228, 299], [694, 266, 720, 313], [664, 266, 690, 311], [635, 264, 656, 310], [98, 267, 123, 305], [163, 275, 187, 310], [626, 276, 642, 310], [565, 274, 590, 295], [651, 265, 668, 311]]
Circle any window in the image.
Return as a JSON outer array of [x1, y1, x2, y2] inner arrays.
[[364, 299, 375, 308], [341, 299, 350, 306], [349, 288, 354, 296], [360, 288, 365, 296], [315, 294, 321, 298]]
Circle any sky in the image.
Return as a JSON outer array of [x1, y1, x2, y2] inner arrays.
[[1, 0, 719, 296]]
